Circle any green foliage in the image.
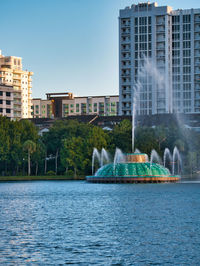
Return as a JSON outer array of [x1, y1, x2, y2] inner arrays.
[[110, 119, 132, 152], [46, 170, 56, 176], [0, 116, 199, 176]]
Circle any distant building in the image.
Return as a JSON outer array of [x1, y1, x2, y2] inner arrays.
[[119, 2, 200, 115], [0, 50, 33, 119], [0, 84, 14, 119], [32, 93, 119, 118]]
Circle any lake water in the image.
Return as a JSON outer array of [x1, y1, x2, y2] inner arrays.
[[0, 180, 200, 265]]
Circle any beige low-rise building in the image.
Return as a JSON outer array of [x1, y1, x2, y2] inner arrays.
[[0, 50, 33, 119], [32, 93, 119, 118]]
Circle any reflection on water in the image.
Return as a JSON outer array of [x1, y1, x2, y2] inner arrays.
[[0, 181, 200, 265]]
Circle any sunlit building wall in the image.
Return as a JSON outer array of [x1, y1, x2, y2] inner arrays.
[[0, 50, 33, 119]]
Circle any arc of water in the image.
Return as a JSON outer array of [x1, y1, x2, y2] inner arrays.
[[163, 148, 172, 173], [150, 149, 161, 166], [100, 148, 110, 167], [92, 148, 101, 175], [172, 146, 181, 175], [113, 148, 125, 175]]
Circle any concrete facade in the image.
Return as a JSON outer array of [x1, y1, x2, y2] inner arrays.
[[0, 84, 14, 119], [119, 2, 200, 115], [32, 93, 119, 118], [0, 50, 33, 119]]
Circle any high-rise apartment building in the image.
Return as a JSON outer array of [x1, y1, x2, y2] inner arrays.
[[0, 50, 33, 119], [119, 2, 200, 115]]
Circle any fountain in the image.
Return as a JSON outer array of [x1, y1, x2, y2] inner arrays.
[[87, 57, 181, 183], [87, 148, 180, 183]]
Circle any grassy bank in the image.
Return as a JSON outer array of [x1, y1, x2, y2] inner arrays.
[[0, 175, 86, 181]]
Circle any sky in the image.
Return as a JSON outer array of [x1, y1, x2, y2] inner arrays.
[[0, 0, 200, 99]]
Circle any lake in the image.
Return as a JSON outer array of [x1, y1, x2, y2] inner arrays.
[[0, 180, 200, 265]]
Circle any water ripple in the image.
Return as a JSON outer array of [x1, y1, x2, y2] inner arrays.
[[0, 181, 200, 265]]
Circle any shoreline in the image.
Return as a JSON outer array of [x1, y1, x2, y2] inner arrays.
[[0, 176, 86, 182]]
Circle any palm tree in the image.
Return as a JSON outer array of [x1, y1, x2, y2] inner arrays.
[[23, 140, 36, 176]]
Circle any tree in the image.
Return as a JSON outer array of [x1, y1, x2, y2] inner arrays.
[[23, 140, 36, 176], [61, 136, 86, 177], [111, 120, 132, 153]]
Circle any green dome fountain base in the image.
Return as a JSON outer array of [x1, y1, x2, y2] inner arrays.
[[86, 153, 180, 183]]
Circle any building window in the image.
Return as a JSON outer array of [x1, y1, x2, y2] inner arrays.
[[6, 100, 11, 105], [0, 108, 2, 113], [6, 109, 11, 113], [0, 99, 3, 104], [6, 92, 11, 97], [0, 91, 3, 96], [76, 104, 79, 112]]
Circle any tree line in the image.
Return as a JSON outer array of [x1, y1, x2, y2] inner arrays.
[[0, 116, 199, 176]]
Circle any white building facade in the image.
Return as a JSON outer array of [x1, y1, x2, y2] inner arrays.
[[0, 50, 33, 119], [119, 2, 200, 115]]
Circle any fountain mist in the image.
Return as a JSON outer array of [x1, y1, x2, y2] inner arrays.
[[132, 56, 165, 153]]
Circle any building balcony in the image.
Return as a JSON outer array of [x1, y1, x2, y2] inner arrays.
[[156, 46, 165, 50], [195, 84, 200, 90], [121, 48, 130, 52], [121, 24, 130, 28], [13, 106, 22, 112], [13, 75, 21, 80], [13, 81, 21, 86], [121, 73, 131, 77], [121, 32, 130, 36], [121, 39, 130, 44], [195, 68, 200, 74], [156, 39, 165, 44], [14, 94, 21, 99], [14, 112, 21, 118], [122, 106, 131, 111], [195, 26, 200, 32], [156, 21, 165, 26], [13, 101, 21, 105]]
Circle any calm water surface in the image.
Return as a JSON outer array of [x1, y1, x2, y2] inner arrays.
[[0, 181, 200, 265]]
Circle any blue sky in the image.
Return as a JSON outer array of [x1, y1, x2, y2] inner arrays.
[[0, 0, 199, 98]]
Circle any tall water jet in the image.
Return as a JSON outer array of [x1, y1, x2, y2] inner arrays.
[[131, 56, 166, 153], [100, 148, 110, 167], [92, 148, 100, 175], [172, 146, 181, 175], [150, 149, 161, 165], [163, 148, 172, 172], [132, 81, 141, 153]]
